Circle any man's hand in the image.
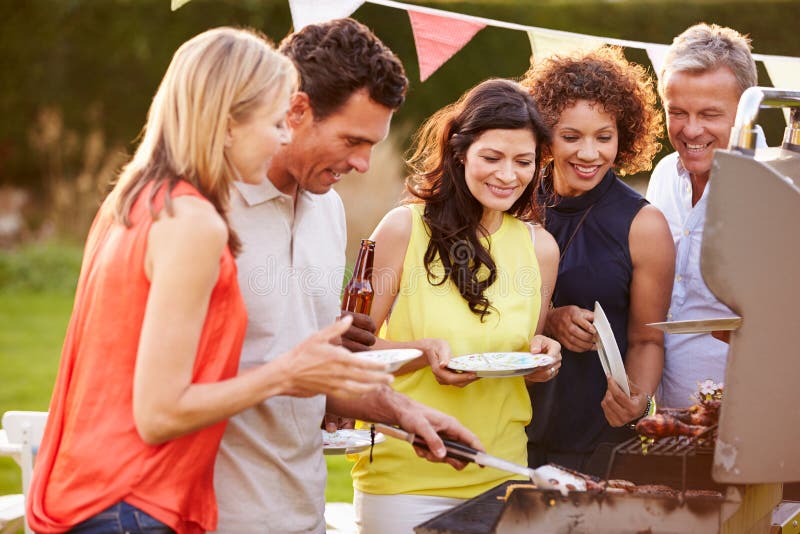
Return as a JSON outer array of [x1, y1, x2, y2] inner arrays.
[[524, 335, 562, 384], [711, 330, 731, 344], [322, 413, 354, 432], [546, 305, 595, 353], [393, 395, 483, 470], [601, 376, 649, 427], [340, 311, 377, 352]]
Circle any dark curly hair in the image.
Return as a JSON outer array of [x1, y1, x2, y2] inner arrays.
[[520, 46, 662, 176], [279, 18, 408, 120], [406, 78, 550, 320]]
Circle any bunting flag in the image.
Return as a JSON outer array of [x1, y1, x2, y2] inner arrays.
[[170, 0, 800, 91], [408, 10, 485, 82], [527, 29, 604, 64], [763, 57, 800, 124], [645, 44, 669, 80], [170, 0, 192, 10], [288, 0, 365, 30]]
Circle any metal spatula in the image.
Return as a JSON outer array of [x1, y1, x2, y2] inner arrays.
[[373, 423, 586, 495]]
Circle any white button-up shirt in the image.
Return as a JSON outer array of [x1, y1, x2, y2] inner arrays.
[[646, 152, 733, 408]]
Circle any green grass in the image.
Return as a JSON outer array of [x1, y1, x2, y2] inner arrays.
[[0, 292, 70, 494], [0, 245, 354, 502], [326, 455, 355, 503]]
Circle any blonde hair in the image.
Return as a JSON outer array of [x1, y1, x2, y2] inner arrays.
[[659, 23, 757, 98], [110, 27, 297, 255]]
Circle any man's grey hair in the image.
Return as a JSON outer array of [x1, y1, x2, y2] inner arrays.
[[659, 23, 757, 97]]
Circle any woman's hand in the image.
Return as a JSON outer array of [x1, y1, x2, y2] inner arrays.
[[274, 317, 394, 400], [418, 338, 479, 388], [524, 335, 562, 384], [546, 305, 596, 353], [601, 376, 649, 427]]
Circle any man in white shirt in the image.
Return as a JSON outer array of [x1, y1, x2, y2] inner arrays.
[[213, 19, 481, 533], [646, 23, 758, 408]]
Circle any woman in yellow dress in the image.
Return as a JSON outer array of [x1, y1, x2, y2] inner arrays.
[[351, 78, 562, 534]]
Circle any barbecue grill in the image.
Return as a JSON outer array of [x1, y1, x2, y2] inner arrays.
[[416, 88, 800, 534]]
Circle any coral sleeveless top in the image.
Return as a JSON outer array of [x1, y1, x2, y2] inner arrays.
[[351, 204, 541, 498], [27, 181, 247, 534]]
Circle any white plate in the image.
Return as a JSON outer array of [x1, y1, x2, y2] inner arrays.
[[593, 302, 630, 397], [447, 352, 556, 378], [354, 348, 422, 372], [647, 316, 742, 334], [322, 429, 386, 455]]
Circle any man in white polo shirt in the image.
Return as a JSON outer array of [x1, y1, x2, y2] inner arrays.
[[646, 23, 758, 408], [213, 19, 480, 533]]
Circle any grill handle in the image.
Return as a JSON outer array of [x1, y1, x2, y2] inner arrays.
[[729, 87, 800, 154]]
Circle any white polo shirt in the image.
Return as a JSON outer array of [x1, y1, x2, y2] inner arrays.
[[213, 178, 347, 533]]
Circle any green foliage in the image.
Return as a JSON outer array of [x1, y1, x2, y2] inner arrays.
[[1, 0, 798, 196], [0, 242, 83, 294]]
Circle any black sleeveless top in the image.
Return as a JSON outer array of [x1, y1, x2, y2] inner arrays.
[[529, 169, 647, 455]]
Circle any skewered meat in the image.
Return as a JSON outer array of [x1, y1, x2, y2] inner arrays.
[[635, 414, 708, 439]]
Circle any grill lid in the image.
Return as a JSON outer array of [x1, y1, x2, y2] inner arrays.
[[702, 139, 800, 483]]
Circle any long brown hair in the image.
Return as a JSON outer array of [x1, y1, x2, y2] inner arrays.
[[109, 27, 296, 255], [406, 78, 550, 320]]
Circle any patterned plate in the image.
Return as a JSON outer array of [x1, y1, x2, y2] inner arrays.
[[322, 429, 386, 455], [447, 352, 556, 378]]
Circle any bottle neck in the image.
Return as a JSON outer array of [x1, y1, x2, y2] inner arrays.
[[353, 243, 375, 280]]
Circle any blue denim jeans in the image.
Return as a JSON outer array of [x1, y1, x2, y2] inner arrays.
[[69, 502, 174, 534]]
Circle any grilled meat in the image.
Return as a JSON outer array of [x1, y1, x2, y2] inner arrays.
[[635, 414, 709, 439], [655, 399, 721, 427], [631, 484, 680, 498]]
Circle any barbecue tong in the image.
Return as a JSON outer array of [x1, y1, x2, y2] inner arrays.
[[373, 423, 586, 495]]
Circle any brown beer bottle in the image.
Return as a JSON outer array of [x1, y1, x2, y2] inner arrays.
[[342, 239, 375, 315]]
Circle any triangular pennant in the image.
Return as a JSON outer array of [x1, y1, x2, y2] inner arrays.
[[763, 57, 800, 124], [527, 29, 604, 64], [171, 0, 192, 11], [645, 44, 669, 80], [288, 0, 365, 31], [408, 10, 485, 82]]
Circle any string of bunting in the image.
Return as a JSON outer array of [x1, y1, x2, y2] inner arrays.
[[171, 0, 800, 92]]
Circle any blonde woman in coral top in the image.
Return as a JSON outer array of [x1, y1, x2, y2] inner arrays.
[[27, 27, 393, 534]]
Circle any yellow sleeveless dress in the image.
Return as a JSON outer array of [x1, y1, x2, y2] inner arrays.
[[351, 204, 542, 498]]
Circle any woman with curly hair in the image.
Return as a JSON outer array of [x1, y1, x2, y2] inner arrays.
[[521, 46, 675, 471], [350, 78, 562, 533]]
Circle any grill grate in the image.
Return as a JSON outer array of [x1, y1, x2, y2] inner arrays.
[[604, 425, 719, 493], [614, 424, 717, 456]]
